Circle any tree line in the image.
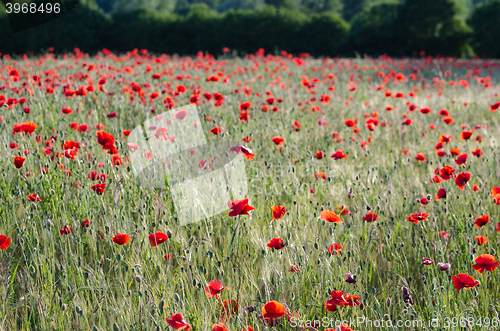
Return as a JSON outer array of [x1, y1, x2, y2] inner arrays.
[[0, 0, 499, 58]]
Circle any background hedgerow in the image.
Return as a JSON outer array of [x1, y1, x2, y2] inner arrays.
[[1, 0, 500, 58]]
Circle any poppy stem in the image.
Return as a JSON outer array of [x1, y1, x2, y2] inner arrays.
[[227, 217, 240, 260]]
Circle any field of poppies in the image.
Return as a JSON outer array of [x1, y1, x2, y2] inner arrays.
[[1, 49, 500, 331]]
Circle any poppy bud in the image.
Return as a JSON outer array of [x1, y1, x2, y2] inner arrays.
[[62, 303, 67, 311], [426, 194, 432, 201], [402, 286, 414, 306], [245, 305, 256, 313], [366, 205, 372, 211], [386, 297, 392, 307], [166, 229, 172, 238]]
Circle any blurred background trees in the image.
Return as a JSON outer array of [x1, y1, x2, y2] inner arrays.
[[0, 0, 499, 58]]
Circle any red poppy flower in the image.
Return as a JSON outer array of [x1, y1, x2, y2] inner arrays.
[[78, 123, 90, 133], [228, 199, 255, 217], [205, 279, 228, 299], [419, 197, 431, 206], [240, 146, 255, 161], [415, 153, 426, 162], [61, 107, 73, 114], [452, 273, 479, 290], [261, 301, 287, 321], [272, 136, 284, 146], [460, 130, 473, 140], [420, 107, 431, 114], [91, 183, 106, 195], [334, 204, 350, 216], [406, 211, 428, 224], [20, 122, 37, 134], [14, 156, 25, 168], [64, 149, 77, 160], [454, 153, 468, 166], [331, 150, 348, 160], [455, 172, 470, 190], [59, 225, 73, 235], [438, 166, 456, 180], [315, 171, 326, 180], [438, 262, 451, 271], [325, 291, 350, 312], [438, 109, 449, 116], [473, 254, 498, 274], [96, 131, 116, 150], [238, 102, 252, 111], [491, 187, 500, 204], [27, 193, 41, 202], [210, 126, 222, 135], [219, 299, 239, 322], [363, 212, 378, 222], [112, 233, 130, 245], [148, 232, 168, 247], [344, 294, 361, 307], [81, 219, 92, 228], [475, 236, 488, 245], [435, 188, 447, 201], [423, 257, 434, 265], [267, 237, 286, 250], [316, 94, 330, 104], [439, 134, 452, 143], [212, 323, 228, 331], [402, 118, 413, 126], [315, 151, 324, 159], [472, 148, 482, 157], [443, 117, 454, 124], [166, 313, 191, 330], [271, 205, 286, 220], [320, 210, 343, 223], [292, 120, 302, 131], [328, 243, 342, 255], [174, 109, 188, 120], [0, 235, 11, 250], [490, 102, 500, 112], [475, 215, 489, 228], [112, 155, 123, 166], [344, 119, 356, 128], [450, 148, 460, 156]]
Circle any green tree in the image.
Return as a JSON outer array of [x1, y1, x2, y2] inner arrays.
[[347, 2, 402, 56], [263, 0, 299, 10], [301, 0, 343, 15], [398, 0, 471, 56], [113, 0, 177, 13], [469, 0, 500, 57]]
